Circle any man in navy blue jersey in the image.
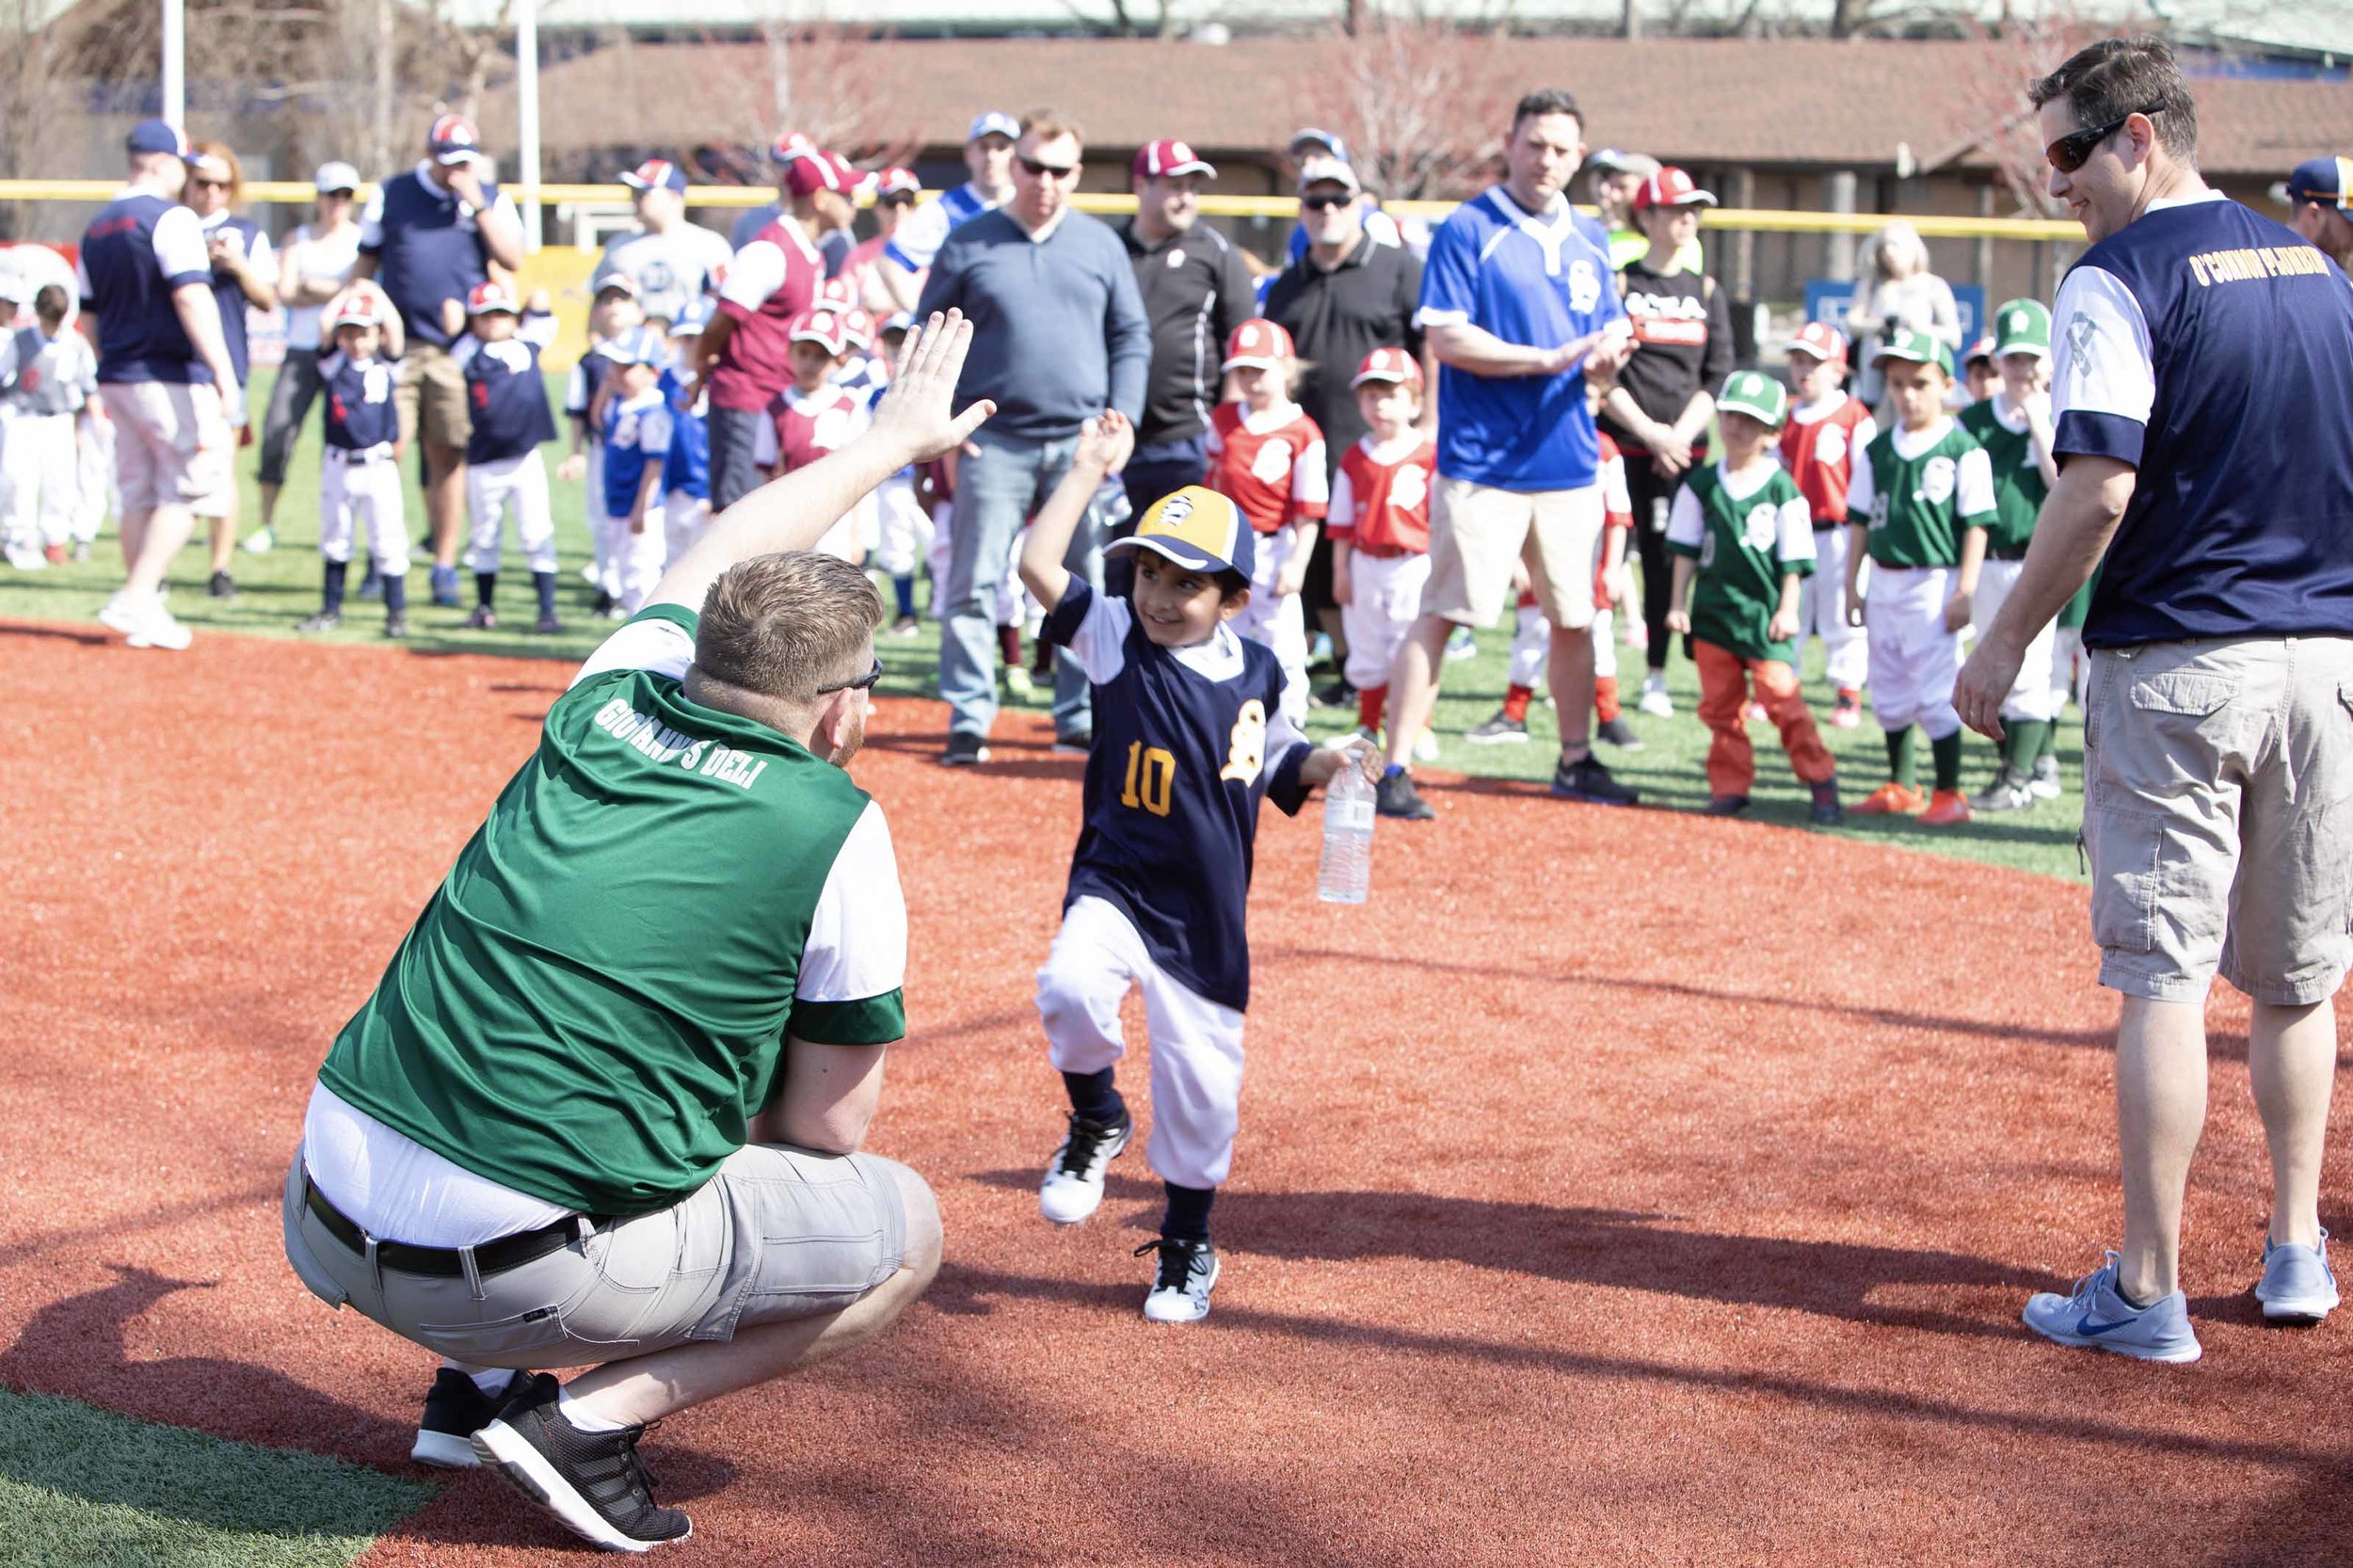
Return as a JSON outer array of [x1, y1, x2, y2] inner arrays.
[[1957, 36, 2353, 1365]]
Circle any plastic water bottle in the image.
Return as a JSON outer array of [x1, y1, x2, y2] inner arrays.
[[1318, 763, 1376, 904]]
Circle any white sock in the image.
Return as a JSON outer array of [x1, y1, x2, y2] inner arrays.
[[557, 1384, 630, 1433]]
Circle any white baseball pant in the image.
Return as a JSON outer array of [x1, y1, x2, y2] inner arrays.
[[926, 500, 953, 621], [1036, 895, 1246, 1192], [874, 472, 932, 578], [1231, 522, 1310, 728], [318, 448, 410, 574], [583, 444, 613, 594], [465, 451, 557, 575], [1795, 525, 1868, 691], [2, 411, 79, 549], [1507, 602, 1550, 689], [664, 491, 711, 565], [74, 410, 114, 545], [1340, 551, 1430, 693], [2052, 624, 2088, 713], [1972, 557, 2061, 723], [1864, 564, 1961, 738], [603, 504, 668, 614]]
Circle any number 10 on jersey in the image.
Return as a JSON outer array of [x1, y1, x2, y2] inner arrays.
[[1122, 742, 1176, 817]]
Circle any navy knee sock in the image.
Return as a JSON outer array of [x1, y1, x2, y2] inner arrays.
[[321, 558, 348, 615], [1160, 1183, 1214, 1243], [475, 569, 497, 608], [533, 570, 557, 616], [381, 572, 408, 615], [1062, 1068, 1125, 1125], [892, 573, 917, 618]]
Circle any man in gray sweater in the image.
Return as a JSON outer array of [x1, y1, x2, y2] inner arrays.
[[918, 107, 1150, 761]]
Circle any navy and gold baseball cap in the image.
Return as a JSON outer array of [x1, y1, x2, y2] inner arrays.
[[1106, 486, 1254, 581], [2275, 157, 2352, 212]]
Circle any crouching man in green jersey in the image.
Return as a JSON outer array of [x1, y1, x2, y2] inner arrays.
[[283, 312, 999, 1554]]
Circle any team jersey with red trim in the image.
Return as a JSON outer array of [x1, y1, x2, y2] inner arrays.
[[760, 385, 868, 474], [1329, 434, 1436, 555], [1207, 402, 1329, 536], [1778, 393, 1873, 526], [1593, 432, 1635, 606]]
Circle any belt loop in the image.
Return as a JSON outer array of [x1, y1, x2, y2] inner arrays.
[[364, 1234, 383, 1297], [574, 1214, 595, 1245], [459, 1243, 486, 1302]]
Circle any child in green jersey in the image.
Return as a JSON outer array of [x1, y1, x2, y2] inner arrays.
[[1663, 370, 1841, 823], [1842, 328, 1997, 825], [1957, 298, 2062, 811]]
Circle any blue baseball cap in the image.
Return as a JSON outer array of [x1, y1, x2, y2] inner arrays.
[[968, 111, 1018, 144], [620, 157, 689, 195], [1289, 127, 1351, 165], [126, 119, 192, 159], [1105, 485, 1254, 582], [2276, 156, 2352, 212], [667, 299, 712, 337], [595, 326, 666, 366]]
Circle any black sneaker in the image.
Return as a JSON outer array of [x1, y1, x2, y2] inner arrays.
[[207, 569, 236, 600], [1051, 729, 1094, 756], [1704, 794, 1750, 816], [1311, 679, 1358, 712], [1375, 769, 1435, 821], [941, 731, 990, 766], [590, 588, 615, 618], [465, 604, 498, 631], [295, 610, 342, 632], [429, 564, 462, 608], [1465, 711, 1529, 744], [536, 613, 566, 635], [1551, 753, 1640, 807], [1810, 778, 1844, 826], [411, 1366, 521, 1469], [471, 1372, 692, 1552], [385, 612, 410, 639], [1594, 715, 1644, 750]]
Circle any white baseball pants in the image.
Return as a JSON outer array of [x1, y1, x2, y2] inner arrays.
[[1865, 564, 1961, 738], [465, 451, 556, 575], [602, 503, 668, 614], [664, 491, 710, 565], [1795, 525, 1868, 692], [1971, 557, 2061, 723], [874, 472, 932, 578], [1231, 522, 1309, 728], [1507, 603, 1551, 690], [74, 410, 114, 544], [1036, 895, 1247, 1192], [1340, 551, 1430, 692], [2, 412, 79, 549], [318, 449, 410, 574]]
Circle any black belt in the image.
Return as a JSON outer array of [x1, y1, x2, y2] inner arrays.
[[303, 1170, 610, 1278], [1990, 545, 2030, 561]]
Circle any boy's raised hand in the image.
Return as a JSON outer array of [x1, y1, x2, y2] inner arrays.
[[1076, 408, 1135, 476], [866, 311, 995, 467]]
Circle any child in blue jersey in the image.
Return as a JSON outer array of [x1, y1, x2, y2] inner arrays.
[[453, 280, 562, 633], [596, 327, 673, 616], [866, 314, 933, 635], [1017, 408, 1375, 1324], [661, 305, 712, 567], [298, 289, 411, 638], [557, 276, 644, 617]]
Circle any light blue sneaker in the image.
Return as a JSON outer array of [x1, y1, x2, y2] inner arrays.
[[2022, 1251, 2202, 1363], [2254, 1231, 2339, 1324]]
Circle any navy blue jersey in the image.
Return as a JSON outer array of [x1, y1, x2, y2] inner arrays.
[[203, 214, 265, 384], [359, 167, 508, 348], [1045, 582, 1313, 1012], [456, 313, 559, 465], [318, 351, 398, 450], [76, 190, 213, 385], [2052, 194, 2353, 647], [567, 350, 615, 429], [600, 391, 672, 518], [661, 367, 710, 501]]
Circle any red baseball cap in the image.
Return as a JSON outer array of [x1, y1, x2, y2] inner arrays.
[[1132, 139, 1216, 182], [814, 277, 857, 312], [1631, 167, 1717, 211], [769, 130, 813, 167], [1351, 346, 1422, 388], [465, 280, 520, 315], [874, 166, 920, 200], [790, 310, 850, 355], [839, 309, 876, 349], [1222, 318, 1295, 372], [1785, 320, 1847, 364], [785, 151, 863, 199]]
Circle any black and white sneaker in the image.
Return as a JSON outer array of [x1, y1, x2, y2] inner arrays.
[[471, 1372, 692, 1554], [2027, 754, 2064, 799], [1137, 1237, 1220, 1323], [1593, 715, 1645, 750], [1972, 766, 2037, 813], [411, 1366, 521, 1469], [1038, 1109, 1133, 1224], [1375, 769, 1435, 821], [1465, 711, 1528, 744], [940, 731, 990, 766], [1551, 753, 1640, 807]]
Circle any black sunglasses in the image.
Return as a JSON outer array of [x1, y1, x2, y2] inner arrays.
[[2044, 102, 2165, 174], [816, 656, 884, 695], [1301, 192, 1353, 212], [1018, 155, 1080, 180]]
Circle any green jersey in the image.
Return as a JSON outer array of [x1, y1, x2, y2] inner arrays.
[[1957, 395, 2048, 558], [1850, 419, 1996, 569], [318, 606, 908, 1217], [1668, 461, 1816, 664]]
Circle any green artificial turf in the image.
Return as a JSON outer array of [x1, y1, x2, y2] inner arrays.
[[0, 369, 2089, 881], [0, 1387, 434, 1568]]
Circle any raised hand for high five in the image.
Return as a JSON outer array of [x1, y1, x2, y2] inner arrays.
[[866, 311, 997, 467]]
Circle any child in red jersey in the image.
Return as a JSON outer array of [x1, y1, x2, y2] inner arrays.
[[752, 309, 872, 562], [1778, 321, 1875, 727], [1207, 317, 1327, 728], [1329, 347, 1438, 751]]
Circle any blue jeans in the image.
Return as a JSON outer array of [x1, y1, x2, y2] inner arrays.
[[940, 427, 1102, 740], [1109, 435, 1209, 600]]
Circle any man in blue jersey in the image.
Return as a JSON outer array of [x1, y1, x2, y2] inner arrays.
[[77, 119, 242, 652], [1375, 88, 1637, 820], [1956, 37, 2353, 1365]]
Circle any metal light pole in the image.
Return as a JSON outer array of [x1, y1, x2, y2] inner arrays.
[[161, 0, 184, 124], [517, 0, 541, 253]]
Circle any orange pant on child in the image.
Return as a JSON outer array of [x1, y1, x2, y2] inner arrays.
[[1693, 639, 1836, 798]]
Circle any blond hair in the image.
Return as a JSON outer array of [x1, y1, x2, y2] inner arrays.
[[1018, 107, 1084, 151], [190, 140, 245, 205], [696, 552, 883, 704]]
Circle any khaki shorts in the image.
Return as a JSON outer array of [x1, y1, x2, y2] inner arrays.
[[1420, 476, 1605, 632], [394, 341, 472, 453], [99, 380, 232, 516], [281, 1142, 909, 1369], [2084, 635, 2353, 1005]]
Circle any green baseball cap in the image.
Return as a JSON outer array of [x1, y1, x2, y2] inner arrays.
[[1717, 368, 1789, 428], [1992, 297, 2052, 360], [1872, 326, 1955, 376]]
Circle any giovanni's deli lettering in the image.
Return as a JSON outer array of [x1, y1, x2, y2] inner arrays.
[[592, 697, 769, 791]]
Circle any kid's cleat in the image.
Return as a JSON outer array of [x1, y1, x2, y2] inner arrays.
[[1375, 770, 1434, 821], [1465, 712, 1528, 744], [1809, 779, 1844, 826], [1002, 664, 1035, 701], [888, 614, 920, 637], [240, 526, 275, 554], [1038, 1109, 1133, 1224], [2022, 1251, 2201, 1363], [465, 604, 498, 631], [207, 569, 236, 600], [385, 612, 410, 639], [536, 613, 566, 635], [2028, 754, 2064, 799], [1852, 781, 1926, 815], [43, 542, 67, 565], [1704, 794, 1750, 817], [1972, 767, 2036, 812], [429, 564, 461, 607], [296, 611, 343, 633], [1920, 788, 1973, 825], [471, 1373, 692, 1553], [1137, 1237, 1219, 1323], [1831, 690, 1864, 728], [1594, 715, 1644, 750], [8, 541, 46, 571], [2254, 1233, 2339, 1324]]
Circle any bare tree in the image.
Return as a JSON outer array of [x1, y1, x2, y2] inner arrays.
[[0, 0, 65, 238], [1300, 6, 1519, 200], [1950, 3, 2144, 217], [730, 14, 915, 168]]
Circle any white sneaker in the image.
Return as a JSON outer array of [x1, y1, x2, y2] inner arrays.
[[1138, 1238, 1219, 1323], [5, 541, 46, 571], [1038, 1110, 1132, 1224], [99, 591, 143, 636], [240, 527, 276, 555], [1413, 728, 1440, 762], [125, 599, 192, 650], [1637, 675, 1673, 718], [2255, 1232, 2340, 1324]]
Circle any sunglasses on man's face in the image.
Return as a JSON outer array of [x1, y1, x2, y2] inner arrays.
[[816, 656, 885, 695], [1301, 192, 1354, 212], [191, 178, 230, 192], [2044, 103, 2165, 174], [1018, 155, 1080, 181]]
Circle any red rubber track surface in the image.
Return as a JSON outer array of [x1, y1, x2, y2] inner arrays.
[[2, 619, 2349, 1566]]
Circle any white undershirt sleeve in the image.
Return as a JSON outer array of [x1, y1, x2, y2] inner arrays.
[[1665, 485, 1705, 550], [796, 802, 907, 1005]]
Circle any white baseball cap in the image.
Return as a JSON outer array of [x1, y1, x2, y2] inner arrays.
[[314, 161, 360, 194]]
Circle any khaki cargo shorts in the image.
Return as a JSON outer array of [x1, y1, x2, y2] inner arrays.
[[394, 340, 472, 452], [2083, 635, 2353, 1005], [99, 380, 232, 517], [282, 1142, 909, 1369], [1420, 476, 1605, 632]]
